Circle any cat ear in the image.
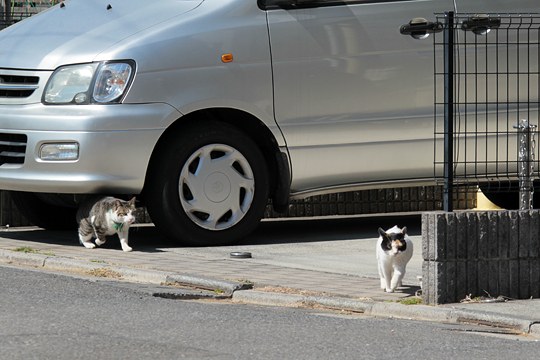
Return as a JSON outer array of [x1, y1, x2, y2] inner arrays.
[[379, 228, 391, 250], [402, 226, 407, 235], [113, 199, 123, 209], [128, 197, 136, 207]]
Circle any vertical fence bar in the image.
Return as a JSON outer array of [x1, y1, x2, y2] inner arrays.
[[443, 11, 455, 212], [5, 0, 11, 24]]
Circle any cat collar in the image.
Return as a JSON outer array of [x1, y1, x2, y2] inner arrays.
[[113, 221, 124, 232]]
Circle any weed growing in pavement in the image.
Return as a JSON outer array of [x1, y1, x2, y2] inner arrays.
[[398, 297, 423, 305], [13, 247, 55, 256], [87, 268, 122, 279], [90, 259, 108, 264]]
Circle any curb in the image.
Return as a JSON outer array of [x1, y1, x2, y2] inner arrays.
[[232, 290, 538, 335], [1, 249, 538, 337], [531, 323, 540, 337], [0, 249, 247, 296], [165, 274, 252, 295]]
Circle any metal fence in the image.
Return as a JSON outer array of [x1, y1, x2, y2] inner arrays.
[[431, 13, 540, 211], [0, 1, 54, 29]]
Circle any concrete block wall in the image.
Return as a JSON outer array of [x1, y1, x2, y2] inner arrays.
[[422, 211, 540, 304]]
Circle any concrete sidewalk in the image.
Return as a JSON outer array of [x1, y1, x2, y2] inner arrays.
[[0, 218, 539, 338]]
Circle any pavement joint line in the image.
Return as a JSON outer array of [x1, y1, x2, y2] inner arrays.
[[1, 248, 539, 337]]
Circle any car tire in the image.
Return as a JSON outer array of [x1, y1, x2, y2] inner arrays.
[[145, 120, 270, 246], [9, 191, 78, 230]]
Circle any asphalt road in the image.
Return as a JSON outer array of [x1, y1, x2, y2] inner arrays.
[[1, 265, 538, 360]]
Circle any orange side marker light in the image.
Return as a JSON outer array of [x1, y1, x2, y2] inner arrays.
[[221, 53, 234, 63]]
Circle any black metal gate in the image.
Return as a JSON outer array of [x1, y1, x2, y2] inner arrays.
[[420, 13, 540, 211]]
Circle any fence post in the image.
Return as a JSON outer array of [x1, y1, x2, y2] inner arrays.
[[514, 119, 537, 210], [443, 11, 454, 212]]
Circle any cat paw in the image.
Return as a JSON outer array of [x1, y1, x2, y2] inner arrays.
[[121, 246, 133, 252], [82, 242, 96, 249], [385, 288, 395, 293], [95, 239, 106, 246]]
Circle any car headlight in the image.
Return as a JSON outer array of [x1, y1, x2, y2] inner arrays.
[[43, 61, 135, 105], [43, 63, 97, 104]]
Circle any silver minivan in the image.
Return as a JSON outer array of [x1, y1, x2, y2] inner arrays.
[[0, 0, 537, 245]]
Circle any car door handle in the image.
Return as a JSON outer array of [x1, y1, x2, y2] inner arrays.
[[400, 18, 443, 39], [461, 14, 501, 35]]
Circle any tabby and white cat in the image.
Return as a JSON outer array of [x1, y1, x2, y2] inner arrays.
[[376, 225, 413, 293], [78, 197, 137, 252]]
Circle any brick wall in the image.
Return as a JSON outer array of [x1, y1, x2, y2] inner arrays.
[[0, 187, 477, 227], [265, 186, 475, 218]]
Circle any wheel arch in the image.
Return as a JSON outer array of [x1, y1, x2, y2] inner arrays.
[[142, 108, 290, 212]]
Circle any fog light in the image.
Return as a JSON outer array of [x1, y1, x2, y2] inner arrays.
[[40, 143, 79, 161]]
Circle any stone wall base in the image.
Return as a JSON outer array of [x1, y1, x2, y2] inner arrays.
[[422, 211, 540, 304]]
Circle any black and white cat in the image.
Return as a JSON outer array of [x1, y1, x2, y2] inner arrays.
[[78, 197, 137, 252], [376, 225, 413, 293]]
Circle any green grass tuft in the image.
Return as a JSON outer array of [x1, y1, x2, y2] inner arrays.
[[13, 247, 55, 256], [398, 297, 423, 305]]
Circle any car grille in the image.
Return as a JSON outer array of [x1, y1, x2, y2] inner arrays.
[[0, 74, 40, 98], [0, 133, 27, 165]]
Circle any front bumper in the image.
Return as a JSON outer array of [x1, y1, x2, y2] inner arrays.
[[0, 102, 180, 194]]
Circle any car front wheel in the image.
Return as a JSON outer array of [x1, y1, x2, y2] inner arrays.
[[146, 121, 270, 246]]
